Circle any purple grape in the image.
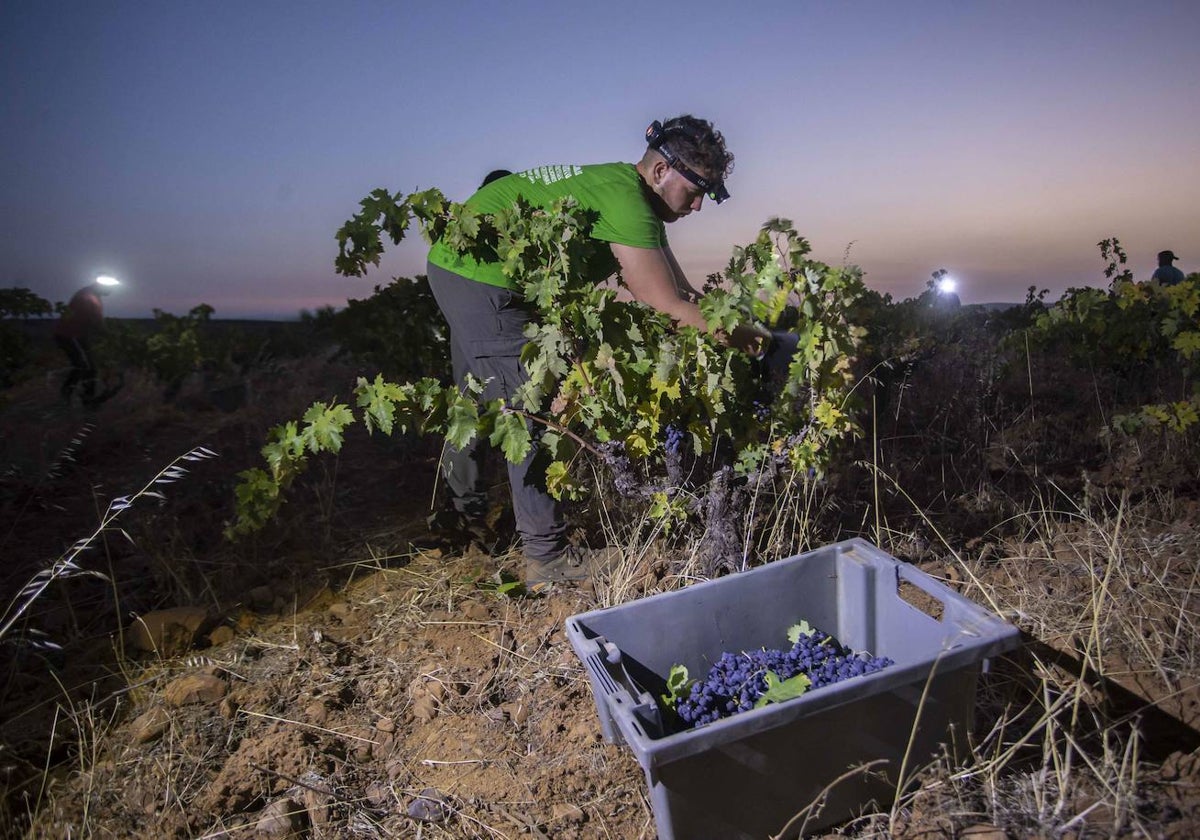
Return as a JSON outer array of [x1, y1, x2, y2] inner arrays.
[[663, 423, 685, 455], [674, 630, 894, 729]]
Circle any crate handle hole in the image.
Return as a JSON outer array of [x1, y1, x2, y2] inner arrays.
[[898, 579, 945, 622]]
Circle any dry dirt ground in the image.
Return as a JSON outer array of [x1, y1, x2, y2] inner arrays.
[[3, 345, 1200, 839]]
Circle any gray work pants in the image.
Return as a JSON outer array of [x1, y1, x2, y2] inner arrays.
[[425, 262, 566, 562]]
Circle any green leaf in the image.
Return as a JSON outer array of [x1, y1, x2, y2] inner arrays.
[[753, 670, 812, 708], [699, 289, 740, 333], [786, 621, 816, 644], [489, 409, 532, 463], [300, 402, 355, 454], [445, 393, 479, 449], [661, 664, 694, 707], [545, 460, 587, 500], [1172, 330, 1200, 359], [355, 374, 408, 435]]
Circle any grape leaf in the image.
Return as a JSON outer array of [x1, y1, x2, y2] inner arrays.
[[489, 410, 532, 463], [661, 664, 693, 708], [786, 621, 816, 644], [445, 395, 479, 450], [301, 402, 355, 454], [1172, 330, 1200, 359], [753, 670, 812, 708]]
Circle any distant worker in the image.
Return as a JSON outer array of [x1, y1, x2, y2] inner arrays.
[[1152, 250, 1185, 286], [54, 275, 118, 405]]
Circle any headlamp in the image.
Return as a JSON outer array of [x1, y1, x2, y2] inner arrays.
[[645, 120, 730, 204]]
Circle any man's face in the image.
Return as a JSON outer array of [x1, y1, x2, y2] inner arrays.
[[650, 161, 709, 223]]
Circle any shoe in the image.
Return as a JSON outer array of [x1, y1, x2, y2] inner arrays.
[[524, 546, 624, 591]]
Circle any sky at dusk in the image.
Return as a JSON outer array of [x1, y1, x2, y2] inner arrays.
[[2, 1, 1198, 319]]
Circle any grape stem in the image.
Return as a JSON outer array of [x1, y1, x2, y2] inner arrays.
[[504, 407, 602, 457]]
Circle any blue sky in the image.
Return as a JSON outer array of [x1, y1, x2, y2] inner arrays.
[[2, 0, 1197, 318]]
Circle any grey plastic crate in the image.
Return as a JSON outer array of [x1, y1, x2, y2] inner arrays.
[[566, 538, 1020, 839]]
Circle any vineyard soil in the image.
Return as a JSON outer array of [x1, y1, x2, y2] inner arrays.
[[2, 322, 1200, 839]]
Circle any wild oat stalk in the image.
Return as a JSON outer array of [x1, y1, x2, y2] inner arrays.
[[0, 445, 218, 645]]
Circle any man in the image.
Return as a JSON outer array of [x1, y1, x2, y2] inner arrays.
[[54, 275, 118, 405], [425, 115, 761, 586], [1152, 250, 1186, 286]]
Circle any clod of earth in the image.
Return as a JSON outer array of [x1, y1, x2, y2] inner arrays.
[[129, 706, 170, 744], [163, 672, 227, 706]]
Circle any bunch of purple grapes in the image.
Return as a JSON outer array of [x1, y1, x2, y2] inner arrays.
[[674, 631, 894, 728], [663, 424, 686, 455]]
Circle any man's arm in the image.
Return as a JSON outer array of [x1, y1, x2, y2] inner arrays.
[[610, 242, 707, 330], [610, 242, 765, 353], [663, 245, 702, 302]]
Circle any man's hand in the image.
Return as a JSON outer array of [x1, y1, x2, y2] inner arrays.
[[724, 323, 771, 356]]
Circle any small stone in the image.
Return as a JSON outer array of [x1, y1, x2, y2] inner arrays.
[[501, 701, 529, 726], [163, 673, 227, 707], [371, 731, 395, 758], [462, 602, 490, 621], [365, 781, 392, 809], [412, 694, 438, 722], [255, 797, 307, 836], [961, 825, 1009, 840], [425, 681, 447, 702], [304, 701, 329, 726], [407, 788, 449, 823], [375, 716, 396, 733], [130, 706, 170, 744], [551, 802, 585, 824], [385, 757, 407, 782], [303, 787, 331, 828]]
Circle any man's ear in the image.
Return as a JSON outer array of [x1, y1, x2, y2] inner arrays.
[[650, 156, 670, 187]]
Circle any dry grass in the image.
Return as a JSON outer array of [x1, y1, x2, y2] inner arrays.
[[813, 487, 1200, 839], [7, 445, 1200, 838]]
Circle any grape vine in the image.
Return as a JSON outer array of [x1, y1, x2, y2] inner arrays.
[[1027, 237, 1200, 435]]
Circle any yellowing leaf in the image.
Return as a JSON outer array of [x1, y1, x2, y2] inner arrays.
[[650, 374, 681, 402], [813, 400, 844, 428], [1173, 330, 1200, 359], [625, 432, 651, 459]]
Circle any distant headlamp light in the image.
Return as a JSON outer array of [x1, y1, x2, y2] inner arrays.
[[645, 120, 730, 204], [95, 275, 120, 287]]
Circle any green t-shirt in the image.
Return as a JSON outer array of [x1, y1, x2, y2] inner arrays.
[[427, 162, 667, 289]]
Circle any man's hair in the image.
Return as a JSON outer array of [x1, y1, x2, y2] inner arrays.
[[652, 115, 734, 179], [480, 169, 512, 189]]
